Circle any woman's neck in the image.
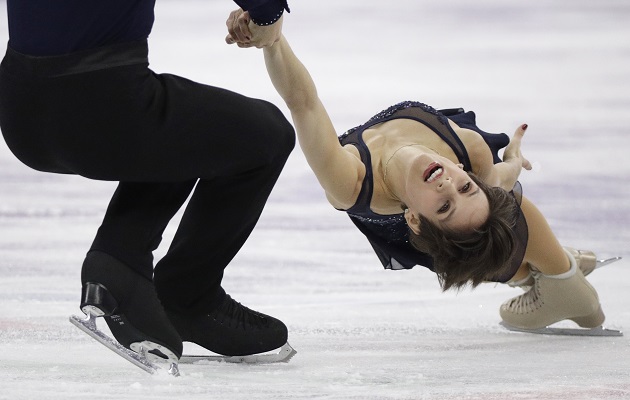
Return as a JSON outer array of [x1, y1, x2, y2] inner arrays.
[[381, 143, 437, 206]]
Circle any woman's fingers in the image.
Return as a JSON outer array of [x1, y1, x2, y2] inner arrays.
[[512, 123, 527, 141], [504, 123, 532, 171], [514, 123, 532, 170], [236, 11, 252, 41], [225, 9, 252, 45], [505, 124, 526, 155]]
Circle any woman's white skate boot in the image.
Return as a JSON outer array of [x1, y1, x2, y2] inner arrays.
[[507, 247, 598, 289], [565, 247, 598, 275], [500, 248, 605, 332]]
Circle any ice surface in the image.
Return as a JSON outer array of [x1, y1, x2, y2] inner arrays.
[[1, 1, 629, 399]]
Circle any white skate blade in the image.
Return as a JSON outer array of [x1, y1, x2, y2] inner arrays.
[[179, 342, 297, 364], [69, 314, 180, 376], [500, 321, 623, 337], [596, 256, 622, 269]]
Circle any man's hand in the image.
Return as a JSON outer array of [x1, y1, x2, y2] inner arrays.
[[225, 9, 283, 48]]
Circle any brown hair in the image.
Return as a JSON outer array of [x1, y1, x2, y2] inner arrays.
[[408, 173, 518, 291]]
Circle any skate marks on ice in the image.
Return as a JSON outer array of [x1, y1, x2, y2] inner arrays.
[[70, 311, 296, 376]]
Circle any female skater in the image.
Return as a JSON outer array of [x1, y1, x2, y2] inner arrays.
[[226, 11, 608, 332]]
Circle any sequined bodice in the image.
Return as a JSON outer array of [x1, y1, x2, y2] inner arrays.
[[336, 101, 518, 273], [337, 101, 472, 243]]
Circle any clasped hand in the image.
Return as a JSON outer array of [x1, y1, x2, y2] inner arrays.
[[225, 9, 283, 48]]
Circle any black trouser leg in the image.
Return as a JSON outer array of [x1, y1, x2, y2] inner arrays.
[[154, 151, 290, 315], [0, 41, 295, 317], [89, 180, 197, 280]]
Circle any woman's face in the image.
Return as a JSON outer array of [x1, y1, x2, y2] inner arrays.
[[404, 154, 489, 233]]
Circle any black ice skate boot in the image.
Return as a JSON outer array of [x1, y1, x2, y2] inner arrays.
[[75, 251, 183, 374], [166, 294, 296, 363]]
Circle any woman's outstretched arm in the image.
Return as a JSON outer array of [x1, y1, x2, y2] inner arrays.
[[226, 9, 363, 207], [261, 34, 364, 208]]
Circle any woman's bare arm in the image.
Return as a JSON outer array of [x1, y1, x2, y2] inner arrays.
[[472, 124, 531, 190], [262, 35, 364, 208]]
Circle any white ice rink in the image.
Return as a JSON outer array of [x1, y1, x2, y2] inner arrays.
[[1, 1, 629, 399]]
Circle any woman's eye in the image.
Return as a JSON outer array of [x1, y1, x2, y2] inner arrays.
[[460, 182, 471, 193], [438, 201, 450, 214]]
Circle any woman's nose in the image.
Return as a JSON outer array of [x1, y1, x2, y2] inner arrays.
[[437, 177, 452, 191]]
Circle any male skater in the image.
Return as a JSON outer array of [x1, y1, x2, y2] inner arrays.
[[0, 0, 294, 372]]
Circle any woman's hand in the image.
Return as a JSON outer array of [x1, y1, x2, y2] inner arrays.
[[225, 9, 283, 49], [503, 124, 532, 172], [486, 124, 532, 191]]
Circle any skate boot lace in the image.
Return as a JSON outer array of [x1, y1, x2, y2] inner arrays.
[[211, 295, 267, 330], [504, 272, 544, 314]]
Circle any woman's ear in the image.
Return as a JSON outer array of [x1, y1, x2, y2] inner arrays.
[[457, 163, 464, 170], [404, 209, 421, 235]]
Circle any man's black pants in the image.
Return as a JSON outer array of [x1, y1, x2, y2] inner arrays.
[[0, 40, 295, 315]]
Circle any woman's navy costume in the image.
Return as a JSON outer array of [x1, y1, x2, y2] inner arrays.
[[338, 101, 527, 281]]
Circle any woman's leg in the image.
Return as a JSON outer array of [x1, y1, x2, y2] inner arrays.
[[520, 197, 570, 275], [508, 262, 531, 286], [500, 197, 603, 329]]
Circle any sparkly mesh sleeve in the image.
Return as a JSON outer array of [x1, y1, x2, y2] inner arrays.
[[233, 0, 290, 26]]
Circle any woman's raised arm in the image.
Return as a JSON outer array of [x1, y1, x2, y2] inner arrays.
[[473, 124, 532, 191], [226, 10, 363, 207], [261, 34, 365, 208]]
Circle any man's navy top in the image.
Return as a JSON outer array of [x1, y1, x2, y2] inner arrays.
[[6, 0, 289, 56]]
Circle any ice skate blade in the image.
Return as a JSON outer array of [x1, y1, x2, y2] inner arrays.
[[500, 321, 623, 337], [179, 342, 297, 364], [596, 256, 622, 268], [69, 314, 180, 376]]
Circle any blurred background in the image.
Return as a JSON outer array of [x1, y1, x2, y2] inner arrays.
[[0, 1, 629, 399]]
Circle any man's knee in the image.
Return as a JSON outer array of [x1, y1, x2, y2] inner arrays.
[[261, 101, 295, 160]]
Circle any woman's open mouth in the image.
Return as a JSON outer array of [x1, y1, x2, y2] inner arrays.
[[424, 162, 443, 182]]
